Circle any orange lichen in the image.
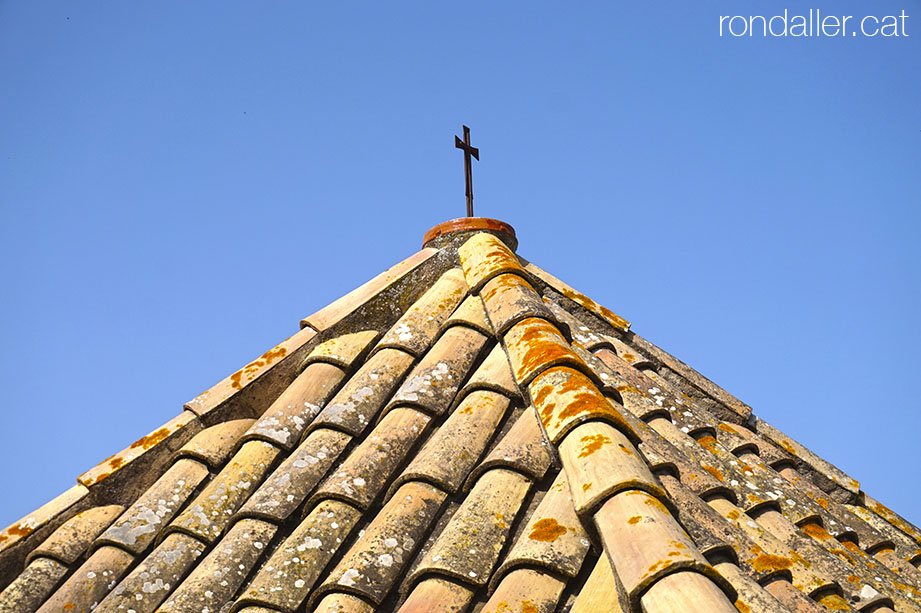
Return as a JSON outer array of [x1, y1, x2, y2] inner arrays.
[[718, 423, 738, 434], [846, 574, 860, 584], [618, 443, 634, 456], [735, 599, 751, 613], [778, 439, 798, 456], [816, 593, 850, 610], [727, 510, 741, 520], [509, 320, 578, 381], [582, 482, 593, 491], [815, 497, 830, 510], [495, 512, 508, 530], [229, 346, 288, 390], [702, 465, 724, 482], [800, 523, 832, 539], [558, 287, 630, 330], [0, 521, 34, 544], [130, 426, 172, 450], [628, 516, 642, 525], [528, 518, 567, 542], [622, 352, 636, 363], [751, 553, 793, 573], [107, 456, 125, 470], [697, 435, 720, 454], [642, 495, 669, 514], [521, 602, 538, 613], [615, 385, 642, 395], [578, 433, 612, 458]]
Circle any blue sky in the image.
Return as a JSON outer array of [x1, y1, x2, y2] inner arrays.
[[1, 2, 919, 529]]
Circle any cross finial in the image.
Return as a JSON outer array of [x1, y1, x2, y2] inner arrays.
[[454, 125, 479, 217]]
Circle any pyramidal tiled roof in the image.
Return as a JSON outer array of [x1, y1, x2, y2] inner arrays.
[[2, 218, 920, 613]]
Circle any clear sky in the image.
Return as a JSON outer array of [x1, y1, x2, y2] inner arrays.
[[1, 2, 919, 529]]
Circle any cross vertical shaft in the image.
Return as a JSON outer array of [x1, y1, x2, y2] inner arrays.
[[454, 125, 479, 217]]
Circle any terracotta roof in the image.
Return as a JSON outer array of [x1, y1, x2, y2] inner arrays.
[[2, 217, 920, 613]]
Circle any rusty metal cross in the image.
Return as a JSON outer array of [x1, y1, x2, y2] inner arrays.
[[454, 125, 479, 217]]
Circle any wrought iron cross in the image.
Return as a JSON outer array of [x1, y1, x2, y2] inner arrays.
[[454, 125, 479, 217]]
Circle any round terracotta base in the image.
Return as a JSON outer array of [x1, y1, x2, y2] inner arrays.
[[423, 217, 517, 250]]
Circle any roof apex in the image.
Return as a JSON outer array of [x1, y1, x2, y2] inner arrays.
[[422, 217, 517, 251]]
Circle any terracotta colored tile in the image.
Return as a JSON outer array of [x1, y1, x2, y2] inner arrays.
[[456, 342, 520, 402], [443, 294, 493, 336], [637, 425, 735, 502], [27, 504, 123, 566], [237, 499, 362, 612], [235, 607, 280, 613], [320, 481, 447, 605], [468, 405, 553, 485], [159, 519, 277, 613], [0, 484, 91, 588], [863, 493, 921, 548], [36, 545, 134, 613], [97, 457, 208, 555], [496, 469, 590, 582], [312, 592, 375, 613], [542, 297, 611, 352], [170, 440, 281, 543], [594, 489, 714, 600], [313, 408, 431, 510], [762, 578, 827, 612], [411, 469, 530, 589], [374, 268, 467, 357], [0, 556, 69, 612], [310, 348, 415, 437], [384, 326, 488, 417], [300, 247, 437, 331], [94, 532, 206, 613], [239, 427, 352, 523], [242, 361, 347, 449], [173, 418, 255, 469], [639, 570, 737, 613], [78, 410, 202, 490], [505, 317, 588, 387], [599, 335, 651, 367], [569, 554, 629, 613], [706, 496, 838, 598], [521, 259, 630, 331], [458, 232, 527, 292], [398, 577, 473, 613], [481, 273, 554, 335], [396, 390, 510, 494], [814, 592, 857, 610], [528, 366, 636, 444], [480, 567, 566, 613], [560, 420, 664, 516], [185, 326, 318, 422], [302, 330, 381, 369], [712, 560, 792, 613], [847, 504, 921, 567]]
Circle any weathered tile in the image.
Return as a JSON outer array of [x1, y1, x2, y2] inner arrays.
[[0, 484, 91, 589], [35, 545, 134, 613], [384, 326, 488, 417], [455, 342, 519, 402], [521, 259, 630, 331], [712, 560, 792, 613], [847, 503, 921, 566], [481, 273, 555, 335], [495, 469, 590, 582], [560, 421, 664, 515], [169, 440, 281, 543], [542, 297, 611, 351], [173, 418, 255, 469], [639, 570, 737, 613], [398, 577, 473, 613], [185, 326, 318, 423], [238, 427, 352, 523], [442, 294, 493, 336], [762, 579, 827, 612], [78, 411, 202, 497], [320, 481, 447, 605], [236, 499, 363, 612], [310, 348, 415, 437], [528, 366, 636, 444], [0, 556, 69, 613], [300, 248, 437, 331], [312, 592, 375, 613], [863, 493, 921, 548], [302, 330, 381, 369], [468, 406, 553, 485], [159, 519, 277, 613], [94, 532, 206, 613], [313, 408, 431, 510], [570, 554, 629, 613], [458, 232, 527, 292], [480, 567, 565, 613], [27, 504, 124, 565], [410, 469, 531, 589], [593, 489, 713, 600], [504, 317, 587, 386], [96, 458, 208, 555], [395, 390, 510, 494], [240, 362, 344, 450], [373, 268, 467, 357]]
